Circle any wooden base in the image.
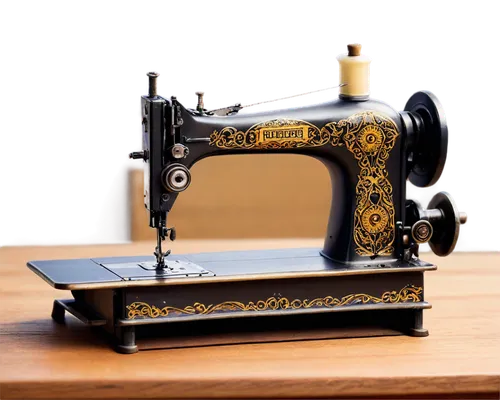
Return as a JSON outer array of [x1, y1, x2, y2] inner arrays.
[[29, 248, 435, 354]]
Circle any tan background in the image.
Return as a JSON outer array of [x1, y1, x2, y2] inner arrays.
[[131, 155, 332, 241]]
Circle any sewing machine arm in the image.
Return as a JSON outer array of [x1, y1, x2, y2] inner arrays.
[[131, 76, 462, 266]]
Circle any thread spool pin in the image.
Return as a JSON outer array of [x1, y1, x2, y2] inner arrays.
[[347, 44, 362, 57], [147, 72, 159, 97]]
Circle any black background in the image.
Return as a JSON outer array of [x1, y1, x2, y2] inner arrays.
[[0, 37, 500, 248]]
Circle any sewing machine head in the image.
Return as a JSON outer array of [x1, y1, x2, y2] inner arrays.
[[130, 43, 466, 268]]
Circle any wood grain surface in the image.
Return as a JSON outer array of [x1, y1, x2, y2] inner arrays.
[[1, 241, 499, 399]]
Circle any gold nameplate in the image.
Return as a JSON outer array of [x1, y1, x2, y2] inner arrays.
[[257, 125, 309, 145], [210, 119, 330, 149]]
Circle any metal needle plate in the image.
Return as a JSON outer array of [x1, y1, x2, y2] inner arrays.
[[100, 260, 215, 280]]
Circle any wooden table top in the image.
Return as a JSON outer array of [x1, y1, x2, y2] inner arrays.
[[1, 240, 499, 399]]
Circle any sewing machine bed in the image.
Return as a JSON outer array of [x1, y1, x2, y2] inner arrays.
[[27, 248, 436, 353]]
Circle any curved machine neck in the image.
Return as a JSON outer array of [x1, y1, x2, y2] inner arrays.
[[138, 95, 414, 265]]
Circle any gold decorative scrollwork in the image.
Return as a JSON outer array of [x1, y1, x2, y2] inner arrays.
[[126, 284, 422, 319], [209, 111, 399, 256], [209, 119, 330, 149], [361, 205, 389, 234], [321, 111, 399, 256]]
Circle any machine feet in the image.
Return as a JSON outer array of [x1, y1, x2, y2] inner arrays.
[[115, 343, 139, 354], [51, 299, 107, 326], [115, 326, 138, 354], [407, 309, 429, 337], [51, 300, 66, 324], [408, 327, 429, 337]]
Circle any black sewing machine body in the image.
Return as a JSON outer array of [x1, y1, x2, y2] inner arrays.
[[145, 96, 408, 264], [27, 45, 466, 353]]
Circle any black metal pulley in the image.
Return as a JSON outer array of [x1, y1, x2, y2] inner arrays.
[[404, 91, 448, 187], [427, 192, 467, 256], [405, 192, 467, 257]]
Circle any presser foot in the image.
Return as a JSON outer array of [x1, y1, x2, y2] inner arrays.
[[153, 248, 171, 270], [154, 226, 176, 269]]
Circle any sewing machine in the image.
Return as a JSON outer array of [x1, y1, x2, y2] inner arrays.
[[28, 44, 466, 353]]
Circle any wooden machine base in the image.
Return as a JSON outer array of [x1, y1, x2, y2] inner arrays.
[[28, 248, 436, 354]]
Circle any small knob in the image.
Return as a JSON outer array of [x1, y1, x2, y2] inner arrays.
[[411, 220, 433, 244], [195, 91, 204, 113], [171, 144, 189, 159], [459, 212, 467, 224], [129, 151, 147, 160], [347, 43, 362, 57], [147, 72, 159, 97]]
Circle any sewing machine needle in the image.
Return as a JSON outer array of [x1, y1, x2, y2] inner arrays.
[[155, 228, 164, 268], [154, 227, 173, 270]]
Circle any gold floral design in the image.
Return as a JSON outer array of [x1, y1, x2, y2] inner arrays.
[[357, 125, 384, 153], [126, 285, 422, 319], [322, 111, 399, 256], [361, 205, 389, 234]]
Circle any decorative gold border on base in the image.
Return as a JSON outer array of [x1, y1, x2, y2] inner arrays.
[[126, 284, 422, 319]]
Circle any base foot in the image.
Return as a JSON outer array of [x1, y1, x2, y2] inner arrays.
[[115, 326, 137, 354], [115, 344, 139, 354], [408, 327, 429, 337], [51, 300, 66, 324]]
